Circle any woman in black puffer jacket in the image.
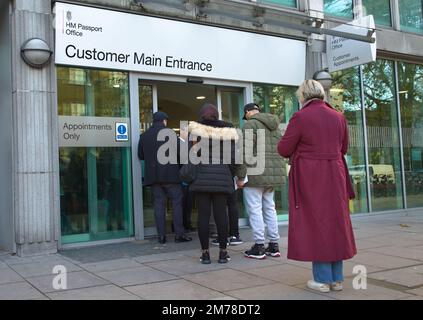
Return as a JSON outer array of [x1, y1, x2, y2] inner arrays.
[[188, 103, 241, 264]]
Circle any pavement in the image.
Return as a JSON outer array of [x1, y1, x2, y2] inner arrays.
[[1, 210, 423, 300]]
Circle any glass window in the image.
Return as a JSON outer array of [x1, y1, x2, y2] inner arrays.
[[259, 0, 296, 8], [324, 0, 353, 19], [253, 84, 299, 220], [363, 60, 404, 211], [361, 0, 391, 27], [221, 89, 245, 219], [398, 62, 423, 208], [58, 67, 134, 243], [399, 0, 423, 33], [330, 67, 369, 213]]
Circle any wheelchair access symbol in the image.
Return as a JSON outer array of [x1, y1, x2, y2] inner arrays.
[[115, 122, 129, 142]]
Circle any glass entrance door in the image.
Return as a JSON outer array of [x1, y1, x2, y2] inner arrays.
[[131, 75, 248, 238], [58, 67, 134, 244]]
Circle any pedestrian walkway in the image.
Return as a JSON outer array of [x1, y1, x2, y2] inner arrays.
[[1, 210, 423, 300]]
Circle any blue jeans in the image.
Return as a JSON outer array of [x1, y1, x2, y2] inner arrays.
[[312, 261, 344, 284]]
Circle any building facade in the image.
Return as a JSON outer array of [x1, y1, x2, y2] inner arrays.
[[0, 0, 422, 256]]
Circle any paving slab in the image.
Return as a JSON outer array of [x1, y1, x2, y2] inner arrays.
[[10, 259, 81, 278], [366, 246, 423, 261], [226, 283, 334, 300], [144, 256, 228, 276], [124, 279, 232, 300], [349, 252, 420, 269], [342, 260, 384, 276], [406, 287, 423, 297], [0, 255, 35, 266], [300, 281, 412, 300], [97, 266, 178, 287], [0, 267, 25, 285], [47, 284, 141, 300], [80, 258, 143, 273], [242, 264, 312, 286], [26, 270, 109, 293], [354, 239, 390, 250], [133, 252, 189, 264], [182, 269, 273, 292], [285, 259, 312, 270], [0, 282, 46, 300], [362, 235, 423, 248], [369, 266, 423, 288], [226, 252, 283, 271], [398, 295, 423, 300]]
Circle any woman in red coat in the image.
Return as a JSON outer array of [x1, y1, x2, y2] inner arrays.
[[277, 79, 357, 293]]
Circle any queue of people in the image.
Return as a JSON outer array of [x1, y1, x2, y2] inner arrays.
[[138, 79, 357, 293]]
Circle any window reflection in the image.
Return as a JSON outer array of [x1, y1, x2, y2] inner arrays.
[[259, 0, 296, 8], [254, 84, 298, 218], [363, 60, 403, 211], [399, 62, 423, 208], [361, 0, 391, 27], [330, 67, 368, 213], [399, 0, 423, 34], [324, 0, 353, 19]]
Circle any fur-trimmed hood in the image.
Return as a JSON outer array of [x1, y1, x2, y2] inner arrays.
[[188, 121, 239, 141]]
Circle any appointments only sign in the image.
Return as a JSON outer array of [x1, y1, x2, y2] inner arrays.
[[59, 116, 131, 147], [327, 15, 376, 72], [54, 2, 306, 85]]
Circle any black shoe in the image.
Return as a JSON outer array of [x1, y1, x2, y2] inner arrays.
[[158, 236, 166, 244], [229, 236, 243, 246], [244, 243, 266, 259], [265, 242, 281, 257], [211, 239, 229, 246], [200, 251, 211, 264], [218, 250, 231, 264], [175, 235, 192, 243]]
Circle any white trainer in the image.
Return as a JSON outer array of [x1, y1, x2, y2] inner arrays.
[[331, 282, 343, 291], [307, 280, 330, 293]]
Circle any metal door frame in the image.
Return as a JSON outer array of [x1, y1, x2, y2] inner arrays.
[[129, 72, 252, 240]]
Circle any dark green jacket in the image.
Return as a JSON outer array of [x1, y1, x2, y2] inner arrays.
[[238, 113, 286, 187]]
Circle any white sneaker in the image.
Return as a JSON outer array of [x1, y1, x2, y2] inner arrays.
[[331, 282, 343, 291], [307, 280, 330, 293]]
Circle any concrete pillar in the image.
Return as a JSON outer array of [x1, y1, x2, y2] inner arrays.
[[11, 0, 59, 256], [0, 1, 14, 252]]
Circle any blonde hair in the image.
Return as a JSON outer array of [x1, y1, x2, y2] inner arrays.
[[296, 79, 325, 104]]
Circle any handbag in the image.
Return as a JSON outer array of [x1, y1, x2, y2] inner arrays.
[[180, 163, 197, 184]]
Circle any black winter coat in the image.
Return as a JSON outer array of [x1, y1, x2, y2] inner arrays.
[[138, 123, 181, 186], [187, 119, 241, 194]]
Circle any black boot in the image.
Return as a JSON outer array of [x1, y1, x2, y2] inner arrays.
[[200, 250, 211, 264], [218, 250, 231, 263]]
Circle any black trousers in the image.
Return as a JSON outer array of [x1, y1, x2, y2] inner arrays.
[[182, 184, 193, 229], [151, 184, 184, 237], [208, 192, 240, 238], [197, 192, 228, 250], [227, 191, 240, 238]]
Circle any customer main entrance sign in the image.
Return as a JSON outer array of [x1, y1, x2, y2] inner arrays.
[[54, 2, 305, 85]]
